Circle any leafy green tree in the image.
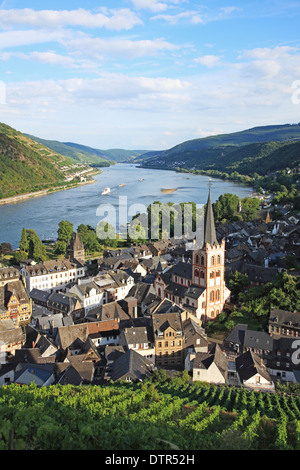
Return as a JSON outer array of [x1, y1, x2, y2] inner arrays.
[[19, 228, 29, 253], [240, 197, 260, 221], [228, 271, 250, 300], [212, 193, 240, 222], [57, 220, 74, 244], [26, 229, 47, 262], [54, 240, 67, 256]]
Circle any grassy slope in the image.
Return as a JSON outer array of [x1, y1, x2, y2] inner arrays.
[[0, 123, 75, 199]]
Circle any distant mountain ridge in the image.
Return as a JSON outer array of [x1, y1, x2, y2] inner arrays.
[[138, 123, 300, 176], [25, 134, 148, 165]]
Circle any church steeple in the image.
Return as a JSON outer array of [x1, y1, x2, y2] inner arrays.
[[203, 188, 218, 246]]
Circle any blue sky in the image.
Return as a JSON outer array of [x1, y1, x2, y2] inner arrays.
[[0, 0, 300, 149]]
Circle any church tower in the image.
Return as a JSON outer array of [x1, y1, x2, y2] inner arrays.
[[191, 188, 230, 321]]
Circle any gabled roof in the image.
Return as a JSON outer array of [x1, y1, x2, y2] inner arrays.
[[193, 344, 227, 379], [110, 349, 153, 382], [56, 362, 94, 385], [236, 349, 272, 383]]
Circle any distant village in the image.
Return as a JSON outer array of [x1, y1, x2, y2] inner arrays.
[[0, 190, 300, 391]]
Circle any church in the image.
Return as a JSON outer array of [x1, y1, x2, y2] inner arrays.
[[154, 189, 231, 322]]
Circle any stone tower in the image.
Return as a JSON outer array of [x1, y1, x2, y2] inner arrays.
[[67, 232, 85, 263], [191, 189, 229, 321]]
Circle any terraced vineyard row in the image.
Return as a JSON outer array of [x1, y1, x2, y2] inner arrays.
[[0, 381, 300, 450]]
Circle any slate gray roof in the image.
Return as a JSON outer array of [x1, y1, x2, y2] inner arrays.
[[193, 344, 227, 379], [236, 349, 272, 383], [204, 189, 218, 246], [244, 329, 273, 352], [110, 349, 153, 382], [269, 309, 300, 328], [119, 326, 153, 348], [55, 362, 94, 385], [185, 285, 205, 300], [170, 261, 192, 279]]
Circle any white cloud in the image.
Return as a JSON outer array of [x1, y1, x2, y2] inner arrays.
[[194, 54, 222, 68], [0, 29, 69, 49], [152, 10, 204, 24], [63, 36, 179, 60], [130, 0, 169, 12], [0, 8, 142, 31]]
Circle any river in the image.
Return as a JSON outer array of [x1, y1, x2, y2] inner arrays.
[[0, 164, 253, 249]]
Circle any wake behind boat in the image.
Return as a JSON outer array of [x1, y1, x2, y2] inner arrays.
[[101, 187, 111, 195]]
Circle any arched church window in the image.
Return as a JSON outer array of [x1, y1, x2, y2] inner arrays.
[[216, 270, 221, 277], [195, 255, 199, 264], [210, 291, 214, 302], [211, 256, 215, 266], [210, 271, 215, 279], [201, 256, 204, 265], [200, 271, 205, 279], [194, 269, 199, 278], [216, 289, 220, 301], [217, 255, 221, 264]]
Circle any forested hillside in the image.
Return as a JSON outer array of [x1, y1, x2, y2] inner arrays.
[[0, 123, 77, 199], [26, 134, 148, 164], [139, 124, 300, 177], [141, 139, 300, 177]]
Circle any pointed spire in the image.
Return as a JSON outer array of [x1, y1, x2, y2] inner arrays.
[[204, 188, 218, 246]]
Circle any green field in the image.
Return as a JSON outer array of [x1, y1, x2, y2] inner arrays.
[[1, 378, 300, 450]]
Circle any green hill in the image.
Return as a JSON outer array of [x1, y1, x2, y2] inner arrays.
[[26, 134, 148, 164], [0, 123, 85, 199], [139, 124, 300, 176]]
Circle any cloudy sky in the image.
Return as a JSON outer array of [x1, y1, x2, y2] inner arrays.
[[0, 0, 300, 150]]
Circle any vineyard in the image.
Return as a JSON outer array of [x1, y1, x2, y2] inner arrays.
[[1, 379, 300, 450]]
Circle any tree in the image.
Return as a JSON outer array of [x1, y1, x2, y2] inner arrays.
[[240, 197, 260, 221], [26, 229, 47, 262], [228, 271, 249, 300], [212, 193, 240, 222], [19, 228, 29, 253], [54, 240, 67, 256], [95, 221, 117, 248], [57, 220, 73, 245], [18, 228, 46, 262]]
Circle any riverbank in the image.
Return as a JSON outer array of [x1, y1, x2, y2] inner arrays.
[[0, 171, 100, 206]]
